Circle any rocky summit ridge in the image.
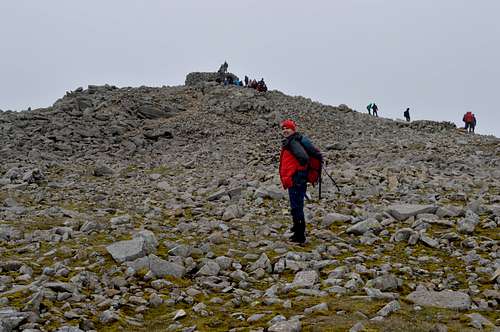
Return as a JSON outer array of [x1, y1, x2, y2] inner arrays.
[[0, 72, 499, 331]]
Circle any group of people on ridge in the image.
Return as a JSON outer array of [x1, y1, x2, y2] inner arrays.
[[367, 103, 477, 132], [244, 76, 268, 92], [217, 61, 268, 92], [366, 103, 379, 117], [223, 76, 243, 86], [369, 103, 411, 122]]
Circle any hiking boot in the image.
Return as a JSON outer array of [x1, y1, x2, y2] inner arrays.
[[290, 235, 306, 244], [289, 219, 306, 244]]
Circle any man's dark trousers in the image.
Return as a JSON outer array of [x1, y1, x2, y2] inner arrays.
[[288, 183, 307, 241]]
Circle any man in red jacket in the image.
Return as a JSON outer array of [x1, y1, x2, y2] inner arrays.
[[463, 112, 474, 131], [279, 119, 322, 243]]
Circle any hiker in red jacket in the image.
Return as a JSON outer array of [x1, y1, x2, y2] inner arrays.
[[279, 119, 322, 244], [463, 112, 474, 132]]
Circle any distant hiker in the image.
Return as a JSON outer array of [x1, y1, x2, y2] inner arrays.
[[372, 103, 379, 117], [249, 79, 258, 89], [470, 114, 477, 133], [366, 103, 373, 115], [244, 75, 249, 86], [404, 108, 410, 122], [463, 111, 474, 131], [279, 119, 322, 244], [218, 61, 228, 74]]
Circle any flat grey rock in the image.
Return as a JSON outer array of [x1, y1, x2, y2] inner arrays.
[[268, 320, 301, 332], [365, 274, 401, 291], [322, 212, 352, 227], [387, 204, 437, 221], [44, 282, 77, 293], [254, 186, 285, 200], [346, 218, 381, 235], [304, 302, 328, 315], [292, 270, 318, 288], [149, 254, 186, 278], [110, 214, 131, 226], [106, 237, 150, 263], [197, 260, 220, 276], [406, 287, 471, 310]]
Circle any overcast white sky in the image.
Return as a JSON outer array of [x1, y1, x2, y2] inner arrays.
[[1, 1, 499, 137]]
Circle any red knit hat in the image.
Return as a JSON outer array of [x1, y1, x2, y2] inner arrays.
[[281, 119, 296, 131]]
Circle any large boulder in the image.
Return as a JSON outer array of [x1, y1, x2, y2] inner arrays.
[[0, 307, 31, 332], [365, 274, 402, 291], [125, 254, 186, 278], [406, 286, 471, 310], [456, 210, 480, 234], [106, 236, 157, 263], [387, 204, 437, 221], [149, 255, 186, 278]]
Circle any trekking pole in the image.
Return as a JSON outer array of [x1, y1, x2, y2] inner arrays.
[[325, 162, 340, 192], [318, 169, 322, 200], [324, 169, 341, 192]]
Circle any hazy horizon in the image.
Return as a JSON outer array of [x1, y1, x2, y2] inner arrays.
[[1, 1, 499, 137]]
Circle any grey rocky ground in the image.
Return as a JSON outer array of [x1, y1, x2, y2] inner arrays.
[[0, 73, 499, 331]]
